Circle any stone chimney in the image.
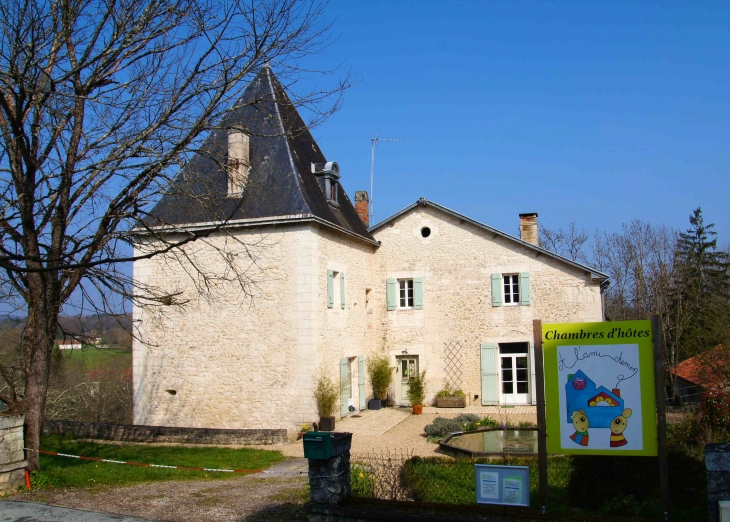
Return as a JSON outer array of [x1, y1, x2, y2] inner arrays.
[[355, 191, 369, 226], [227, 131, 250, 197], [519, 213, 539, 246]]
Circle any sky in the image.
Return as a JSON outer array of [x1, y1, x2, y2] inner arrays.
[[300, 0, 729, 241]]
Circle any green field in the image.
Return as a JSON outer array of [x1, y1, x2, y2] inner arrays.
[[30, 434, 285, 489], [59, 348, 131, 369]]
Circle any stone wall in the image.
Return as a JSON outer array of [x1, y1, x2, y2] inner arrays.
[[0, 414, 27, 495], [133, 224, 321, 434], [43, 420, 286, 445], [370, 205, 603, 405]]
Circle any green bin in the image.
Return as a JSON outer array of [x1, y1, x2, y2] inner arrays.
[[303, 431, 333, 460]]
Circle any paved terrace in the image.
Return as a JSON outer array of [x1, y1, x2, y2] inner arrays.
[[269, 405, 537, 458]]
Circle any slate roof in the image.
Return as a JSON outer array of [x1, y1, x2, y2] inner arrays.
[[145, 65, 375, 244], [370, 198, 610, 282]]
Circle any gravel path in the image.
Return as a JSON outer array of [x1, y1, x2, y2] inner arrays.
[[7, 460, 310, 522], [269, 409, 538, 458]]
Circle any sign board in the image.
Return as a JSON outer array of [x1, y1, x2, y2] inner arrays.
[[543, 320, 658, 456], [475, 464, 530, 506]]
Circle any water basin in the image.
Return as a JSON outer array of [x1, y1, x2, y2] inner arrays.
[[440, 428, 539, 457]]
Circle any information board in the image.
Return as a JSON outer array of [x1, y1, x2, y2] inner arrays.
[[475, 464, 530, 506], [543, 320, 658, 456]]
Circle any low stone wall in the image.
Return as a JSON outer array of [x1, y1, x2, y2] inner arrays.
[[0, 414, 27, 495], [43, 421, 287, 445]]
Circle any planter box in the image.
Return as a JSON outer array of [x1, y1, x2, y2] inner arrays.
[[368, 399, 381, 410], [436, 397, 466, 408], [318, 417, 335, 432]]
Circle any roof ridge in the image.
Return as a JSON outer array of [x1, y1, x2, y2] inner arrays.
[[264, 66, 309, 207]]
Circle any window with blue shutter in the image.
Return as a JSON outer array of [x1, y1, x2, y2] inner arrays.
[[340, 272, 346, 309], [529, 341, 537, 404], [327, 270, 334, 308], [414, 277, 423, 310], [491, 274, 502, 307], [340, 358, 350, 417], [386, 279, 396, 310], [358, 356, 366, 410], [481, 343, 499, 405], [519, 272, 531, 305]]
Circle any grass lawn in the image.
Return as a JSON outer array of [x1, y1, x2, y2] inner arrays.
[[61, 348, 131, 369], [31, 434, 285, 489]]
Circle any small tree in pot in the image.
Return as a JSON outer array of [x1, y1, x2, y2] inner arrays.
[[313, 371, 339, 431], [406, 370, 427, 415], [367, 354, 393, 410]]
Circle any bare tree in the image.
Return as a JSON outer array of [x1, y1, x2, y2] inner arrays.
[[539, 222, 589, 263], [0, 0, 348, 469]]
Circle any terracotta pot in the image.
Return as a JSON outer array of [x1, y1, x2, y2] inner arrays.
[[412, 404, 423, 415]]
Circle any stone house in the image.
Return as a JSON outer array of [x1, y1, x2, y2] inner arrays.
[[132, 66, 609, 435]]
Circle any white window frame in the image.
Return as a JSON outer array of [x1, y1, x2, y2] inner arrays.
[[398, 279, 414, 309], [503, 274, 520, 305]]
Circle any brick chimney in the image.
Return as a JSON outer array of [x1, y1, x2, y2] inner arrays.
[[519, 213, 539, 246], [355, 191, 369, 226]]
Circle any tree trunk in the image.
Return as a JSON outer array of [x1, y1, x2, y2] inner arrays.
[[12, 283, 59, 470]]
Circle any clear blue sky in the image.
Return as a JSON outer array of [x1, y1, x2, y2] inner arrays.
[[302, 0, 729, 240]]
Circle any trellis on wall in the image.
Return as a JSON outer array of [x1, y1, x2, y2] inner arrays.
[[443, 341, 464, 391]]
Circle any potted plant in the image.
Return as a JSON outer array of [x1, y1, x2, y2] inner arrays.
[[313, 371, 339, 431], [435, 387, 467, 408], [406, 370, 427, 414], [367, 354, 393, 410]]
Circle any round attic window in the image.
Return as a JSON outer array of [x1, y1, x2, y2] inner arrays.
[[421, 227, 431, 238]]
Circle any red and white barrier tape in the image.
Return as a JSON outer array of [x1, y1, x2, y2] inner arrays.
[[25, 448, 262, 474]]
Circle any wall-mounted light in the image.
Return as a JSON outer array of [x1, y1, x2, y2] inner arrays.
[[401, 349, 408, 355]]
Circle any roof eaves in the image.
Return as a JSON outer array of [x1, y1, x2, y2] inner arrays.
[[135, 213, 380, 246], [370, 197, 609, 281]]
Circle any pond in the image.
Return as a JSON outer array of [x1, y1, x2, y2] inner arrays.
[[439, 428, 539, 457]]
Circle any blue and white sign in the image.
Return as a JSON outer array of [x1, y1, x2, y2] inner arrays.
[[475, 464, 530, 507]]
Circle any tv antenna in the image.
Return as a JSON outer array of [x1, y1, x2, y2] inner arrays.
[[370, 134, 402, 224]]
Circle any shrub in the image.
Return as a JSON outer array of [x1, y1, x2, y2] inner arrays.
[[367, 354, 393, 400], [423, 414, 496, 438], [313, 371, 338, 418], [350, 463, 376, 497], [453, 389, 466, 398], [437, 389, 451, 398], [406, 370, 427, 406]]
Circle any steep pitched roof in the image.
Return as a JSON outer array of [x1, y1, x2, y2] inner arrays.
[[674, 345, 728, 388], [145, 66, 375, 243], [370, 198, 609, 282]]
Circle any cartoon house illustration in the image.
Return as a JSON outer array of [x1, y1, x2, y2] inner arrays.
[[132, 65, 609, 437], [565, 370, 625, 428]]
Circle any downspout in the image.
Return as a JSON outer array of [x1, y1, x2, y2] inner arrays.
[[599, 280, 611, 322]]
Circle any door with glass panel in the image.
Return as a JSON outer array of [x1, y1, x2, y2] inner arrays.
[[499, 343, 529, 405], [395, 356, 418, 406]]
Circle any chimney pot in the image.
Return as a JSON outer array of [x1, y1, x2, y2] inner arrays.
[[519, 212, 539, 246], [355, 191, 369, 226]]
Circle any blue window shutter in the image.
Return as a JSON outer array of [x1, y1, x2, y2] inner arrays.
[[520, 272, 531, 305], [529, 341, 537, 404], [386, 279, 396, 311], [414, 277, 423, 310], [327, 270, 334, 308], [340, 358, 349, 417], [481, 343, 499, 405], [358, 355, 366, 410], [491, 274, 502, 307], [340, 272, 346, 309]]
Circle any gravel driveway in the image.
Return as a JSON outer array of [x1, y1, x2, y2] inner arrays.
[[6, 459, 310, 522]]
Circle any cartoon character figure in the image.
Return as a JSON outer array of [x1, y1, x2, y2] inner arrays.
[[609, 408, 632, 447], [569, 409, 590, 446]]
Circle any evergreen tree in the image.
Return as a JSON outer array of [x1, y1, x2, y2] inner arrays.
[[670, 208, 730, 359]]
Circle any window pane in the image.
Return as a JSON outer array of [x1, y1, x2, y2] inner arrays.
[[503, 382, 514, 394], [516, 369, 528, 381], [407, 296, 414, 307], [517, 381, 528, 394], [502, 370, 513, 383], [501, 358, 513, 369], [516, 357, 528, 368]]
